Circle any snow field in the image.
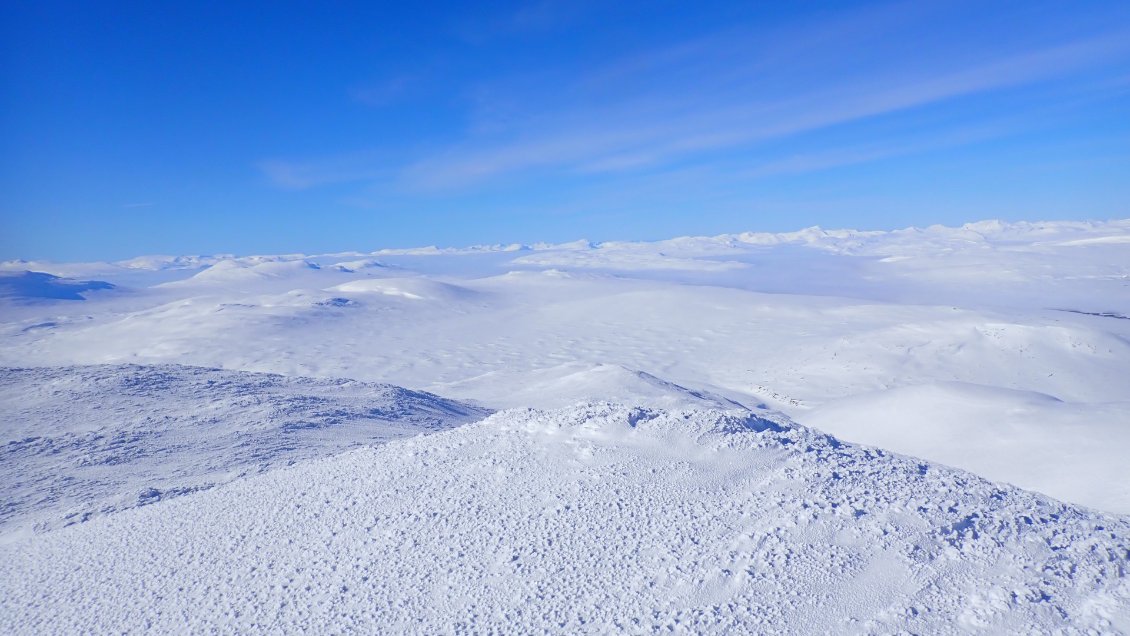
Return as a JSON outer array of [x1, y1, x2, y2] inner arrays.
[[2, 404, 1127, 634], [6, 268, 1125, 512]]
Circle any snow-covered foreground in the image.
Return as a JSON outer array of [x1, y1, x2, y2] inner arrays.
[[2, 404, 1127, 633], [0, 364, 487, 541]]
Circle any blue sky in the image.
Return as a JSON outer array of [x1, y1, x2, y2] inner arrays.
[[2, 1, 1129, 260]]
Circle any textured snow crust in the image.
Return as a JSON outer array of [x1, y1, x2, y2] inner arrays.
[[2, 404, 1128, 634], [0, 364, 488, 540]]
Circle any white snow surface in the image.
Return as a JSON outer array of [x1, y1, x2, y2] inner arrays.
[[0, 364, 488, 541], [2, 218, 1127, 512], [2, 218, 1130, 630], [2, 404, 1127, 634]]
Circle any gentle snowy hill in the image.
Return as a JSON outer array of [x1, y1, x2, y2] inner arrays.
[[0, 365, 489, 540], [329, 276, 480, 301], [2, 404, 1126, 633], [433, 362, 752, 411], [0, 271, 115, 301]]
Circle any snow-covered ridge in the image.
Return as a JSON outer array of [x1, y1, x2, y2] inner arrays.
[[2, 403, 1126, 633], [0, 364, 490, 540]]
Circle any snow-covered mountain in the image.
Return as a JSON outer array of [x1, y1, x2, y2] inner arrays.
[[2, 404, 1126, 633]]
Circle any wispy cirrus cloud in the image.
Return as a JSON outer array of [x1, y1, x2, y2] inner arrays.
[[744, 122, 1021, 179], [257, 1, 1130, 197], [399, 31, 1129, 189]]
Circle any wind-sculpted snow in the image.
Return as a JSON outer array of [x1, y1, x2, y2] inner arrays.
[[2, 404, 1127, 633], [0, 364, 489, 540]]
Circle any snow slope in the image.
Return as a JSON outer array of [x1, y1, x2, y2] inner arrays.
[[2, 404, 1127, 634], [0, 364, 488, 540]]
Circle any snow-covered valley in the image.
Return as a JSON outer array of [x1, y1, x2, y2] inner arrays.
[[2, 219, 1129, 632]]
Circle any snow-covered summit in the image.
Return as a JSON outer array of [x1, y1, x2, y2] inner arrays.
[[2, 403, 1126, 633]]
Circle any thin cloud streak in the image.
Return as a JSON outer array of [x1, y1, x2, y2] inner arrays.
[[579, 1, 932, 94], [744, 124, 1019, 179], [255, 0, 1130, 196], [401, 32, 1129, 190]]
